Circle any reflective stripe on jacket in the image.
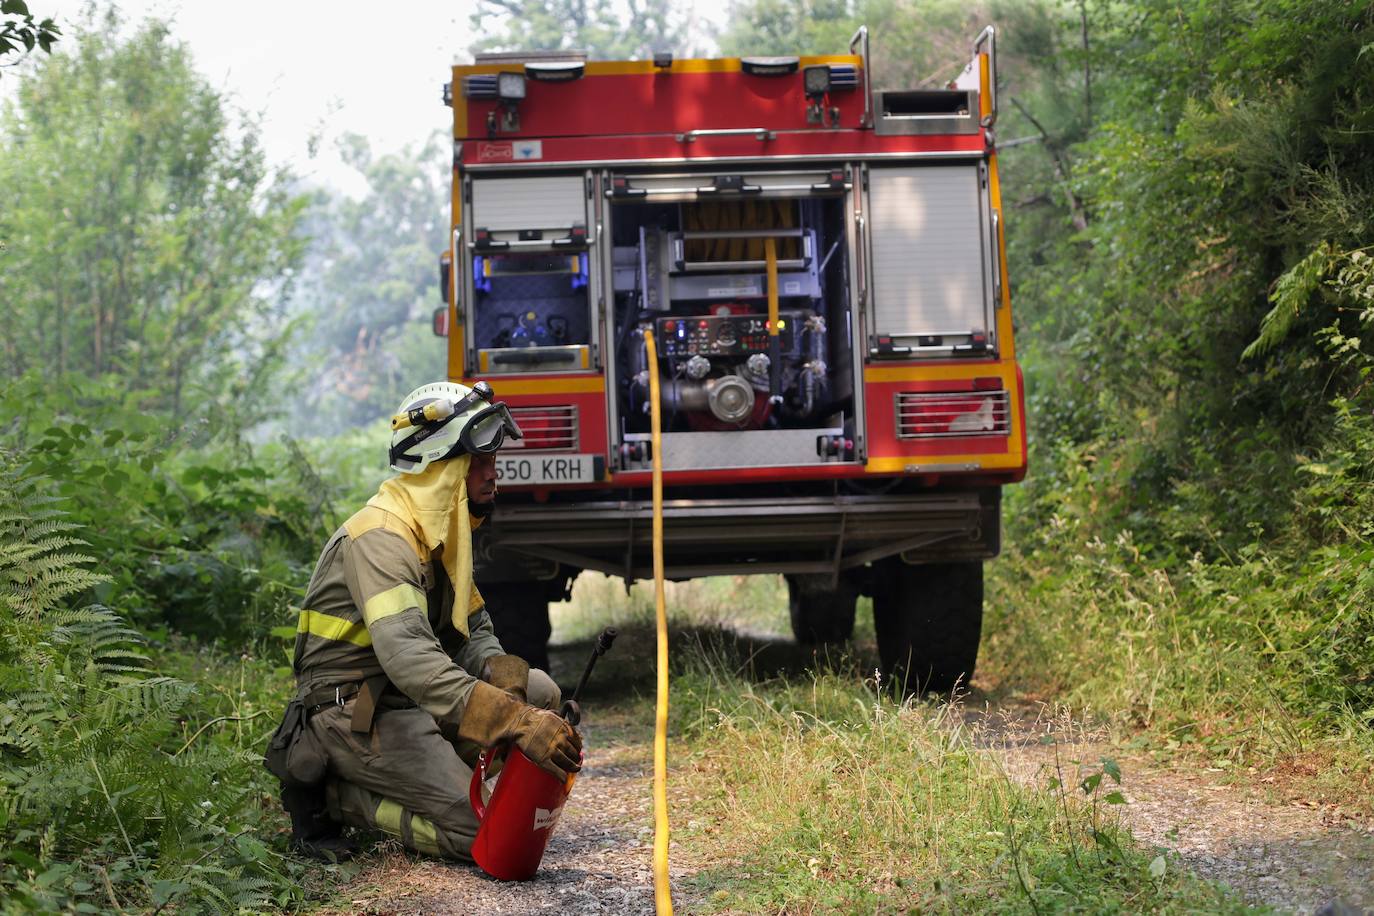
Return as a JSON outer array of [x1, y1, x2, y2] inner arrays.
[[292, 505, 502, 725]]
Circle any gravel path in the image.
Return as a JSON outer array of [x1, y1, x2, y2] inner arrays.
[[323, 718, 681, 916], [982, 705, 1374, 914]]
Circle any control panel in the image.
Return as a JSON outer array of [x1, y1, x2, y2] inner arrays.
[[656, 311, 807, 358]]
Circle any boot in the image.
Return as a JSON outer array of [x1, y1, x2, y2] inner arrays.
[[281, 784, 358, 862]]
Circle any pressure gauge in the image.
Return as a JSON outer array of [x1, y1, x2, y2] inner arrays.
[[715, 320, 738, 347]]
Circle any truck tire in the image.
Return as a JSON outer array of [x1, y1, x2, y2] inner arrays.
[[480, 582, 553, 672], [785, 574, 858, 644], [871, 558, 983, 695]]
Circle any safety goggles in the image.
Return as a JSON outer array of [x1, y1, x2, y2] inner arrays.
[[458, 402, 523, 455]]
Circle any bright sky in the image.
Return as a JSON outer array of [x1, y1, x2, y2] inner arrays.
[[20, 0, 730, 193]]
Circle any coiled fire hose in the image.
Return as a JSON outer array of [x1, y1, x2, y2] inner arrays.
[[642, 328, 673, 915]]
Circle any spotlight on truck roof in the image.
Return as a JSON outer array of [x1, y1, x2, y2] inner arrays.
[[803, 65, 831, 96], [497, 71, 527, 101]]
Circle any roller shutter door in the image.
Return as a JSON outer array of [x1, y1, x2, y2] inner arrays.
[[868, 165, 988, 338], [470, 175, 586, 232]]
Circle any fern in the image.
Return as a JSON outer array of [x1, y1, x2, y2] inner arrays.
[[1243, 241, 1335, 359], [0, 457, 312, 913]]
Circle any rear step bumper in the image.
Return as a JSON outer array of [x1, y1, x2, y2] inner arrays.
[[476, 490, 1000, 581]]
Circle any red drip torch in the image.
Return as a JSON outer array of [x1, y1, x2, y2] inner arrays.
[[469, 627, 618, 880]]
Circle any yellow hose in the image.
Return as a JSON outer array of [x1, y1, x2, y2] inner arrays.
[[643, 329, 673, 916], [765, 238, 780, 336]]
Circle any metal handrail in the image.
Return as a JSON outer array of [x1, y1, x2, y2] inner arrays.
[[468, 236, 586, 251], [674, 127, 774, 143], [974, 25, 998, 128], [679, 228, 807, 240], [991, 210, 1003, 304], [608, 181, 848, 198], [848, 26, 872, 128]]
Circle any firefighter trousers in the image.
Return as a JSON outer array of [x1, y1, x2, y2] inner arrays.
[[309, 669, 561, 861]]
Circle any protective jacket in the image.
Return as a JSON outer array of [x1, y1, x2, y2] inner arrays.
[[276, 446, 570, 863], [292, 455, 500, 725]]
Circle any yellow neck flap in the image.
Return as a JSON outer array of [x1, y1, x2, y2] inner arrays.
[[366, 455, 485, 637]]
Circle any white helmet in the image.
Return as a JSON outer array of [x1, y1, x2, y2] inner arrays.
[[387, 380, 523, 474]]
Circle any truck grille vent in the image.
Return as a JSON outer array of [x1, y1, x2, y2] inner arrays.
[[463, 74, 498, 99], [506, 405, 578, 451], [896, 390, 1010, 439]]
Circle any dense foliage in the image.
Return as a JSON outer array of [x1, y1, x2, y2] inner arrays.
[[0, 461, 331, 912], [715, 0, 1374, 795], [0, 14, 382, 910], [983, 0, 1374, 786]]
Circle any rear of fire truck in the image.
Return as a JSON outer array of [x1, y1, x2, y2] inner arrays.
[[435, 27, 1026, 692]]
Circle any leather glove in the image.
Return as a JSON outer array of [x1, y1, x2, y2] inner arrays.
[[482, 654, 530, 701], [458, 681, 583, 780]]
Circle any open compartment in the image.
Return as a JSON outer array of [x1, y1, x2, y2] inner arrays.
[[463, 173, 597, 374], [873, 88, 981, 135], [604, 169, 860, 471]]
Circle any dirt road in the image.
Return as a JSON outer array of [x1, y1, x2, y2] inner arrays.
[[325, 634, 1374, 915], [323, 716, 675, 915], [982, 704, 1374, 915]]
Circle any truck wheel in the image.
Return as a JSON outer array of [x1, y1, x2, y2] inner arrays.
[[785, 574, 858, 644], [871, 559, 983, 695], [480, 582, 553, 672]]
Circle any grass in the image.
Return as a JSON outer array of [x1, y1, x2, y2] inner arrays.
[[544, 572, 1258, 914], [973, 399, 1374, 815], [127, 518, 1363, 912], [981, 516, 1374, 813], [665, 650, 1255, 914], [551, 571, 790, 643]]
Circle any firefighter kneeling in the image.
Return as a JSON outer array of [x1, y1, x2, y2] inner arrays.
[[264, 381, 581, 861]]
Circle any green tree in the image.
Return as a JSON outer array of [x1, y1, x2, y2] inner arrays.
[[717, 0, 996, 85], [717, 0, 856, 57], [290, 133, 451, 433], [470, 0, 693, 58], [0, 10, 305, 419], [980, 0, 1374, 563], [0, 0, 58, 77]]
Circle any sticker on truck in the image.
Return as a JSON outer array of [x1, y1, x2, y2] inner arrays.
[[496, 453, 603, 485]]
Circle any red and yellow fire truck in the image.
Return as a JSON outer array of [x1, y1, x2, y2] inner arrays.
[[435, 26, 1025, 692]]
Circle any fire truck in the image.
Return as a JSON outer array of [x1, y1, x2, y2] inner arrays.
[[435, 26, 1026, 692]]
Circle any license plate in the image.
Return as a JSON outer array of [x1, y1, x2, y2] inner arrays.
[[496, 453, 602, 485]]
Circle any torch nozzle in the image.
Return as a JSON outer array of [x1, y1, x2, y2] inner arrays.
[[562, 626, 618, 726], [596, 627, 618, 655]]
